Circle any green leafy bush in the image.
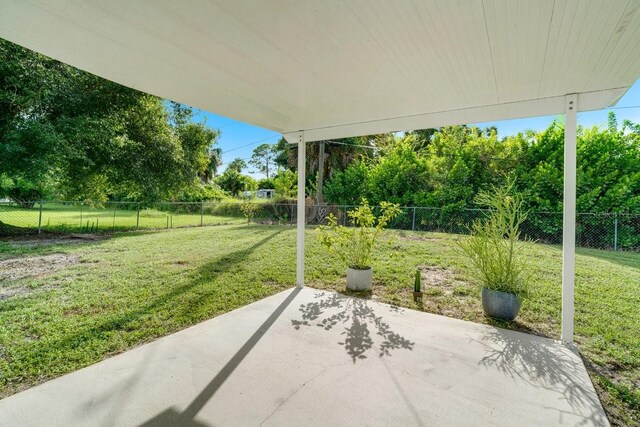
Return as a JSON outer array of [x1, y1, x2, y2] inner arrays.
[[179, 183, 226, 202], [323, 160, 370, 206], [318, 198, 401, 269], [240, 200, 258, 223], [273, 170, 297, 198], [257, 177, 276, 189], [215, 169, 257, 196], [458, 181, 531, 298]]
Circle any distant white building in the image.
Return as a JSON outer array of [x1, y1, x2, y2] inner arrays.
[[256, 189, 275, 199], [242, 189, 276, 199]]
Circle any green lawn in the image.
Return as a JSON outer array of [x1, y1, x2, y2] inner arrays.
[[0, 224, 638, 424], [0, 202, 245, 232]]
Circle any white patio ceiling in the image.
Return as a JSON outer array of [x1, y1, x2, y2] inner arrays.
[[1, 0, 640, 141]]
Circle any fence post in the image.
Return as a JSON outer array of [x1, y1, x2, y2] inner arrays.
[[136, 203, 140, 229], [200, 201, 204, 226], [80, 203, 83, 227], [412, 207, 416, 231], [37, 200, 43, 234], [614, 213, 618, 252], [343, 205, 347, 226], [112, 204, 116, 229]]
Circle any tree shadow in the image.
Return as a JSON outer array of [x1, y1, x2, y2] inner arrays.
[[0, 230, 169, 259], [191, 228, 284, 278], [291, 291, 414, 363], [225, 223, 291, 232], [0, 221, 41, 238], [543, 244, 639, 271], [476, 328, 608, 426], [0, 234, 112, 256], [576, 247, 640, 271]]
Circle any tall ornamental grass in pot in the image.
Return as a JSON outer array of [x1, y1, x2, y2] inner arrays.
[[318, 199, 401, 291], [459, 181, 531, 321]]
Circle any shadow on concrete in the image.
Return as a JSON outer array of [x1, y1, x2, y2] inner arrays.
[[477, 328, 608, 426], [291, 291, 414, 363], [138, 287, 301, 427]]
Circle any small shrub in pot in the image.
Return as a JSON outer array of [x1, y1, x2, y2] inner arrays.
[[458, 181, 531, 321], [318, 199, 401, 291]]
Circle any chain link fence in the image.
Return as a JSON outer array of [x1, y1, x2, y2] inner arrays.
[[0, 201, 248, 233], [1, 200, 638, 251]]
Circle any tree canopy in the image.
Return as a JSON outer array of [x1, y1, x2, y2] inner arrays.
[[215, 168, 257, 196], [0, 39, 221, 205], [2, 39, 637, 212], [226, 158, 247, 173], [249, 143, 277, 178], [322, 118, 639, 214]]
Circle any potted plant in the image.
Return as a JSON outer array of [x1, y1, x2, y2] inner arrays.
[[413, 269, 423, 302], [318, 199, 401, 291], [458, 181, 530, 321]]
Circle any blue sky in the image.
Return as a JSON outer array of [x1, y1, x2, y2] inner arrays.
[[195, 80, 640, 178]]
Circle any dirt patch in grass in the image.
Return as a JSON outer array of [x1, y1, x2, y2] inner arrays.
[[419, 265, 456, 293], [0, 286, 30, 300], [0, 254, 80, 282]]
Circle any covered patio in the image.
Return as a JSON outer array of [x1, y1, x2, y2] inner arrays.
[[1, 0, 639, 425], [0, 288, 607, 426]]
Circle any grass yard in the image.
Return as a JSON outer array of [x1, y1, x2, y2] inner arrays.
[[0, 224, 638, 424], [0, 202, 245, 233]]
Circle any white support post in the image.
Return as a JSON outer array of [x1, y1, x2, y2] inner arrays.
[[296, 132, 306, 287], [561, 94, 577, 345]]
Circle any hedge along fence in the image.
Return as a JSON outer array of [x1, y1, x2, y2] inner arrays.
[[336, 205, 639, 251], [1, 200, 638, 251]]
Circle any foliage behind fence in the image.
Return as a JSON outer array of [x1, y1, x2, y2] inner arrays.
[[0, 200, 638, 251]]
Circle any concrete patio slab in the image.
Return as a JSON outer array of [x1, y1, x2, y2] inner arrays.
[[0, 287, 608, 426]]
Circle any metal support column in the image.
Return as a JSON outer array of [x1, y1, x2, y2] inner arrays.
[[317, 140, 325, 204], [561, 94, 577, 345], [37, 200, 43, 234], [614, 213, 618, 251], [412, 207, 416, 231], [296, 132, 306, 288]]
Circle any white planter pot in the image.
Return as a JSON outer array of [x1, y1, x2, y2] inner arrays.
[[346, 267, 373, 291]]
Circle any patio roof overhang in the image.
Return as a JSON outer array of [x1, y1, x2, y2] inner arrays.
[[1, 0, 640, 345], [1, 1, 639, 141]]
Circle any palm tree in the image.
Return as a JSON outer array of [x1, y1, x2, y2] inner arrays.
[[226, 157, 247, 174], [286, 136, 376, 202], [204, 147, 222, 182]]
